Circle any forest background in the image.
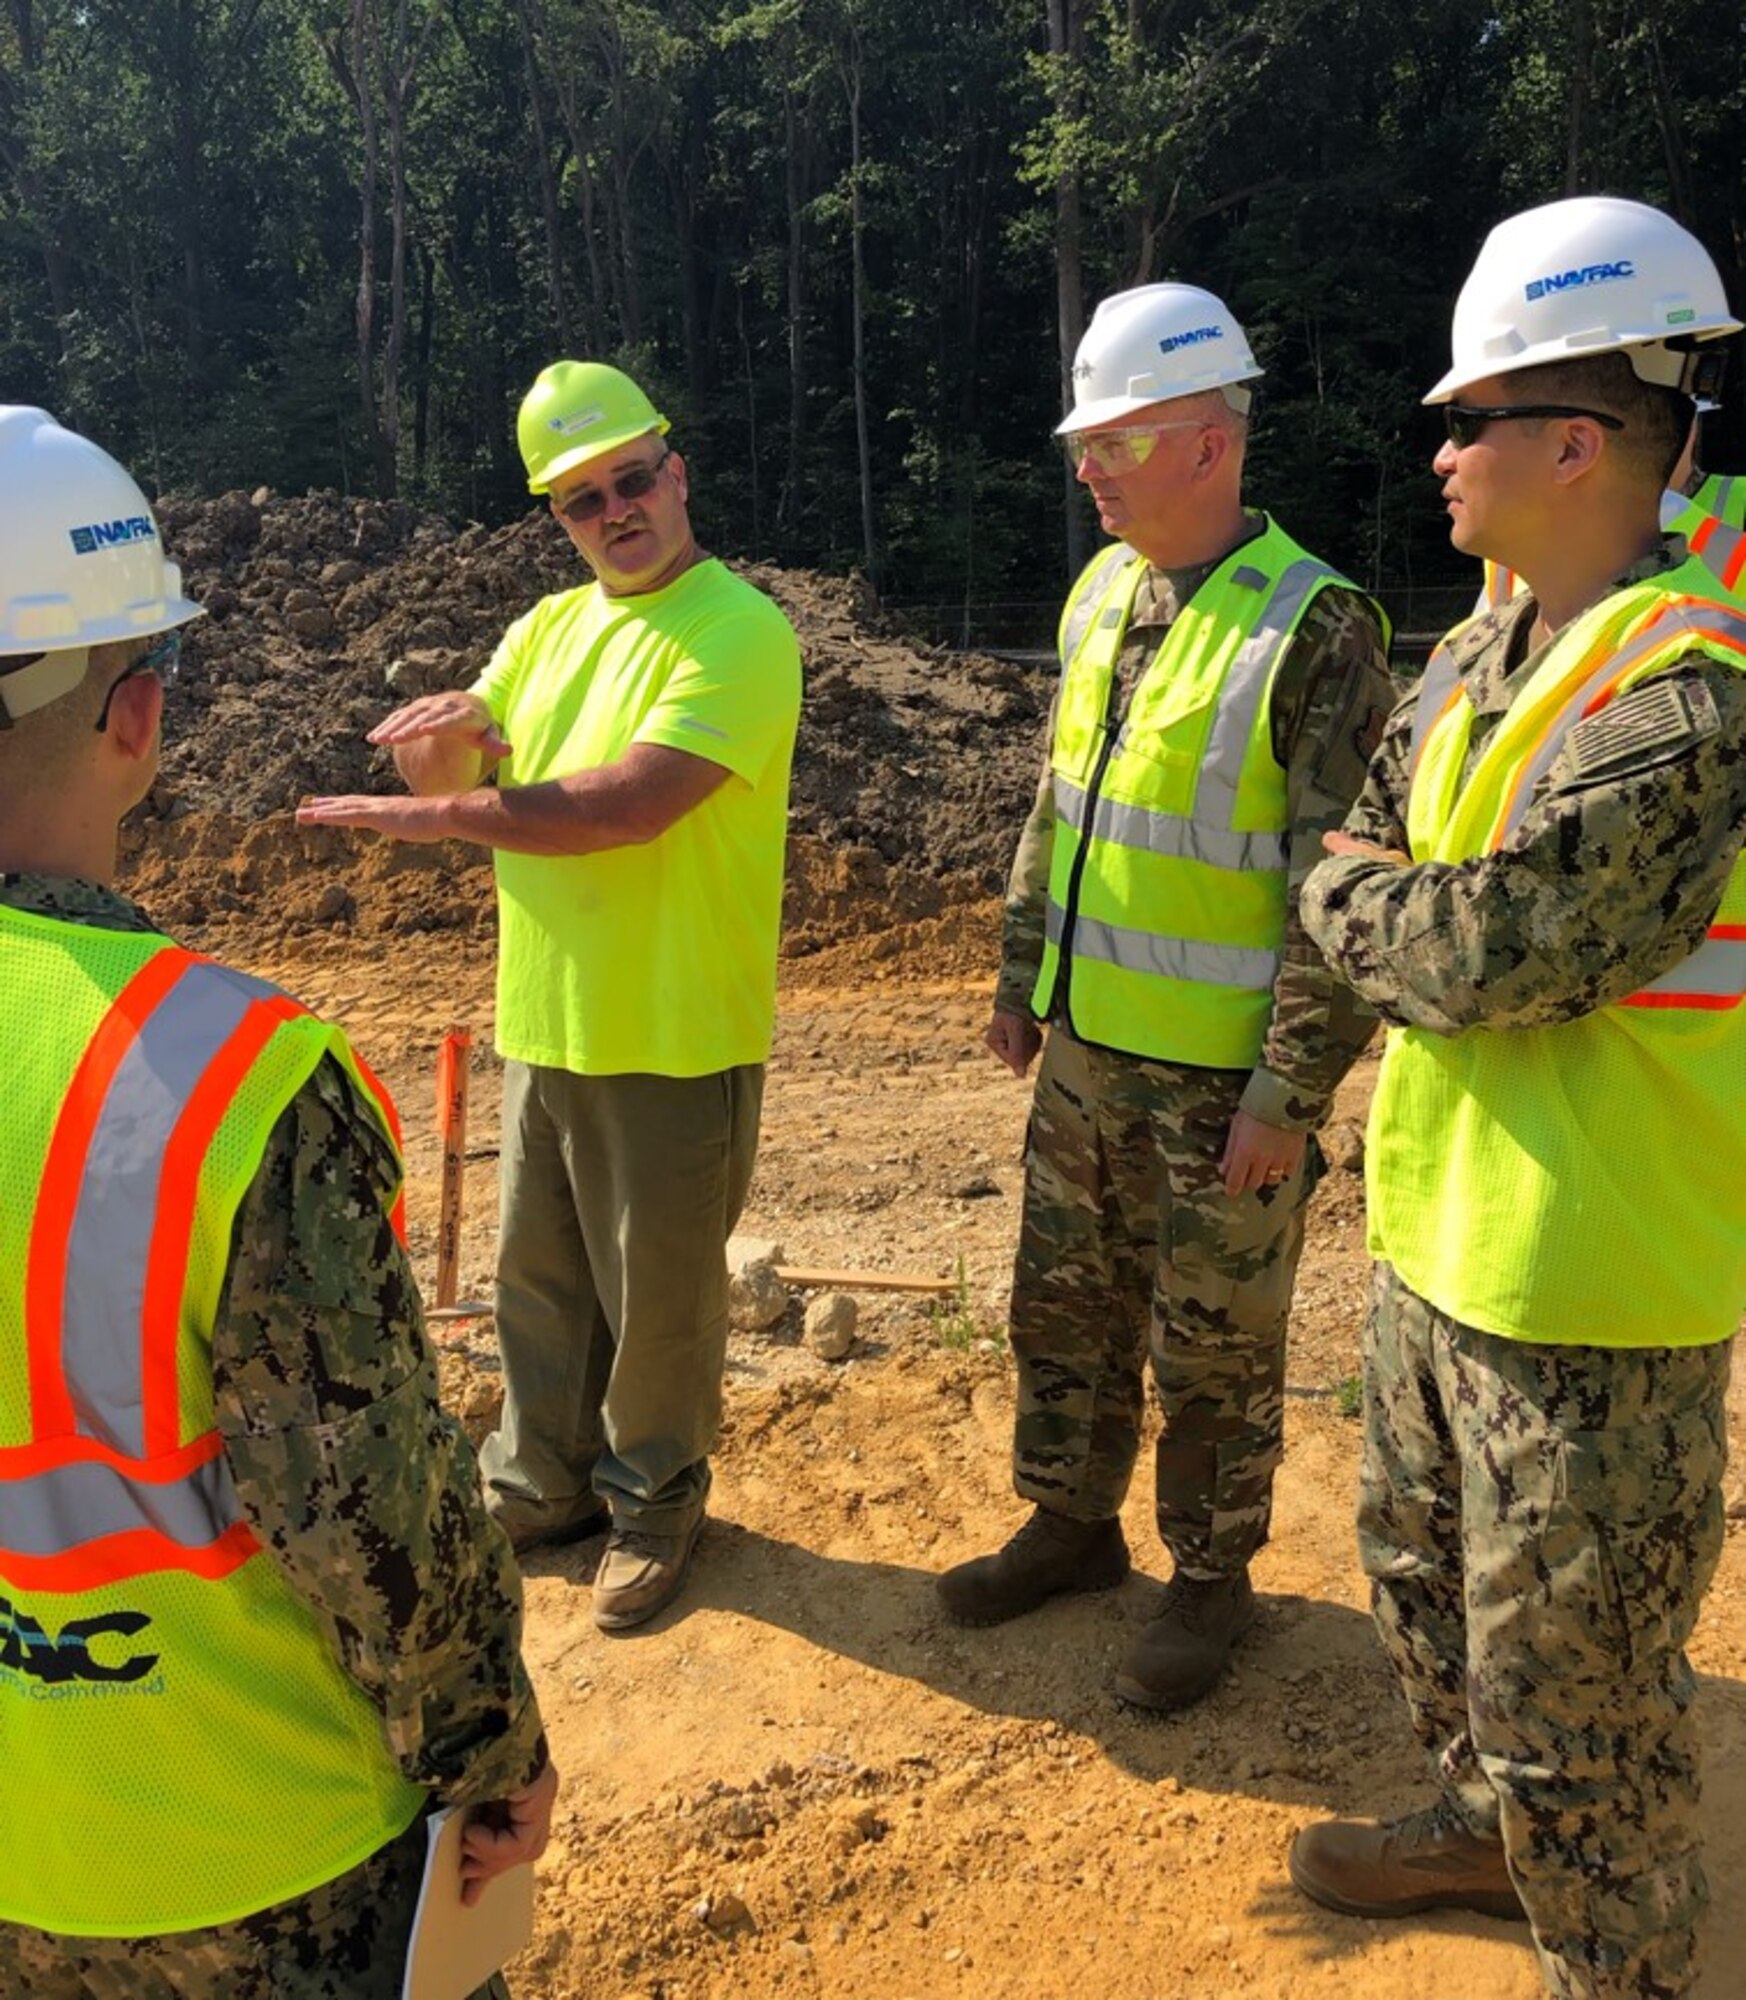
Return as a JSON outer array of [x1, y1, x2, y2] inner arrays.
[[4, 0, 1743, 641]]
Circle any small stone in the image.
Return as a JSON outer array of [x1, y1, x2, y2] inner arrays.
[[1323, 1119, 1365, 1172], [702, 1888, 751, 1931], [726, 1234, 786, 1275], [729, 1258, 788, 1331], [805, 1291, 858, 1360], [951, 1174, 1001, 1199], [1207, 1925, 1233, 1950], [314, 883, 352, 923]]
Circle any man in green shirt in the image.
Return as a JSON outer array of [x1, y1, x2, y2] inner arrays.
[[301, 362, 802, 1631]]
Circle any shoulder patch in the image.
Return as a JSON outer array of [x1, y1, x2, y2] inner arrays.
[[1562, 678, 1720, 783]]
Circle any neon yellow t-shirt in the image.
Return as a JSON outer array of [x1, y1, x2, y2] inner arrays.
[[471, 558, 801, 1076]]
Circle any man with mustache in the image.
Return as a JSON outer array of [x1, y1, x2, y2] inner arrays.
[[301, 363, 802, 1632]]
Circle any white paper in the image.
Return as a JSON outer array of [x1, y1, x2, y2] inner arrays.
[[400, 1806, 536, 2000]]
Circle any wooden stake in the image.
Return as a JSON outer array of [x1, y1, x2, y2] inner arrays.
[[774, 1265, 957, 1295], [434, 1026, 471, 1310]]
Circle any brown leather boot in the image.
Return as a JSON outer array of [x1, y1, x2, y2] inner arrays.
[[1289, 1799, 1528, 1923], [936, 1507, 1129, 1627], [592, 1517, 704, 1632], [1113, 1569, 1254, 1711]]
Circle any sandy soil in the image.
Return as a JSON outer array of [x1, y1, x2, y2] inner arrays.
[[202, 911, 1746, 2000]]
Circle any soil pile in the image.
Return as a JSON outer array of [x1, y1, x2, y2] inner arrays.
[[136, 490, 1050, 949]]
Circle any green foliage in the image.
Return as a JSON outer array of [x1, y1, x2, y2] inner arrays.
[[3, 0, 1742, 610], [930, 1255, 991, 1351]]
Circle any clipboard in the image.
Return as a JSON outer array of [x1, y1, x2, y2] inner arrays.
[[401, 1807, 536, 2000]]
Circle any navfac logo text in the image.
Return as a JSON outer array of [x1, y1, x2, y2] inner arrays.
[[1525, 260, 1635, 303], [0, 1594, 160, 1684], [69, 518, 156, 556], [1159, 326, 1224, 355]]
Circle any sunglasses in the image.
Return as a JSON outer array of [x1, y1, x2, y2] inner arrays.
[[95, 628, 181, 734], [1063, 420, 1208, 476], [1444, 402, 1625, 450], [550, 448, 672, 524]]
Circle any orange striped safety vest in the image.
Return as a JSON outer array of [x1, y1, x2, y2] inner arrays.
[[0, 909, 424, 1935]]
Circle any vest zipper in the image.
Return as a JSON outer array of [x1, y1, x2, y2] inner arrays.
[[1047, 662, 1128, 1025]]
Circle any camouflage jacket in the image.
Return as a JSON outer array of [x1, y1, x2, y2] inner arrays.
[[998, 517, 1397, 1129], [1301, 538, 1746, 1033], [0, 874, 546, 1808]]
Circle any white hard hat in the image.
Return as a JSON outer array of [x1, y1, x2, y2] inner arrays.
[[0, 405, 203, 722], [1426, 196, 1741, 405], [1057, 283, 1264, 434]]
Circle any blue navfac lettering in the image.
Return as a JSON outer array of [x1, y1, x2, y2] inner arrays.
[[67, 517, 156, 556], [1525, 259, 1635, 303], [1159, 325, 1224, 356]]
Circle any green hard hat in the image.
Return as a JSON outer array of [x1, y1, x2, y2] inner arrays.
[[517, 361, 669, 494]]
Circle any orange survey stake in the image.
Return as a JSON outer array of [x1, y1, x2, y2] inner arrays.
[[434, 1026, 472, 1309]]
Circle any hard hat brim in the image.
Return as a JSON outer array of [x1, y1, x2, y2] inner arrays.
[[1054, 376, 1262, 436], [527, 419, 672, 494], [1424, 324, 1744, 405]]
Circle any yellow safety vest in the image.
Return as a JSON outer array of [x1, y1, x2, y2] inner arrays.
[[1033, 516, 1384, 1068], [1369, 558, 1746, 1345], [1688, 471, 1746, 529], [1481, 484, 1746, 609], [0, 909, 425, 1936]]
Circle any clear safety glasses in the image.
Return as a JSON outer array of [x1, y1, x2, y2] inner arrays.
[[1062, 420, 1208, 476]]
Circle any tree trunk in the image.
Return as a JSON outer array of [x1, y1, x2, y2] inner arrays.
[[1048, 0, 1089, 578], [412, 241, 435, 484], [779, 84, 810, 535], [346, 0, 389, 499], [844, 16, 878, 584], [1562, 0, 1590, 193], [514, 0, 573, 350]]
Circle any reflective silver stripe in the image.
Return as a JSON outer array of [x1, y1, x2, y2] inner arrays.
[[1499, 602, 1746, 841], [1046, 900, 1279, 992], [1408, 643, 1462, 765], [1193, 556, 1336, 831], [1059, 543, 1137, 669], [0, 1451, 243, 1558], [1054, 774, 1288, 871], [1711, 476, 1739, 523], [1632, 934, 1746, 1001], [1694, 519, 1745, 589], [60, 960, 285, 1457]]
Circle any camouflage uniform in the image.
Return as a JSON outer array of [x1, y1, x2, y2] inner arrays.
[[0, 877, 546, 1998], [1302, 538, 1746, 1997], [0, 1814, 510, 1998], [1001, 519, 1395, 1578]]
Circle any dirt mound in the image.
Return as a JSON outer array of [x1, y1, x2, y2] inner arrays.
[[119, 809, 998, 986], [145, 491, 1050, 922]]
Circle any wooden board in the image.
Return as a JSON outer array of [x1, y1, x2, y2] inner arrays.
[[774, 1265, 956, 1295]]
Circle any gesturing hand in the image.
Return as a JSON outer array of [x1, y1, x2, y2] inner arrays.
[[368, 691, 511, 763]]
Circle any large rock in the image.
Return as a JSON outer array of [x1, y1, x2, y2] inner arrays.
[[729, 1257, 788, 1332]]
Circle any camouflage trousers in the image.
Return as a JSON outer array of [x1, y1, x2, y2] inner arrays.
[[0, 1812, 512, 1999], [1010, 1028, 1313, 1578], [1361, 1262, 1732, 1999]]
